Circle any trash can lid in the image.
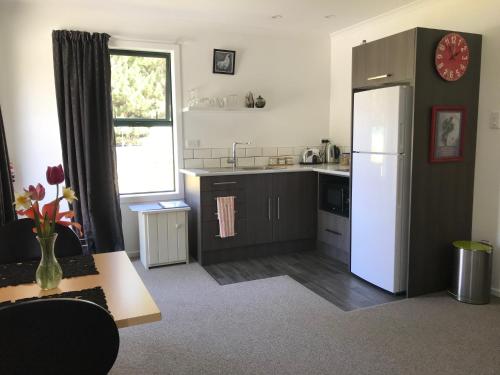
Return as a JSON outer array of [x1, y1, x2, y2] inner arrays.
[[452, 241, 493, 252]]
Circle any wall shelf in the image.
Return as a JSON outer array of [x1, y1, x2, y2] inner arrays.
[[182, 107, 267, 113]]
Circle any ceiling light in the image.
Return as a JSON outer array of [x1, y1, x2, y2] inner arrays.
[[271, 15, 283, 19], [324, 14, 336, 19]]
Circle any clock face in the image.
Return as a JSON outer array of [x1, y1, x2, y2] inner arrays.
[[435, 32, 469, 81]]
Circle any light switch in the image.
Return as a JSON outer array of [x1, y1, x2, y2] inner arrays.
[[490, 111, 500, 129]]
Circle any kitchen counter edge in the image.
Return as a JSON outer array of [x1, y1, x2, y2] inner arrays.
[[180, 164, 350, 178]]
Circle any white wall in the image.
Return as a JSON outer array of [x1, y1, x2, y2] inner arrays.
[[0, 0, 330, 254], [329, 0, 500, 294]]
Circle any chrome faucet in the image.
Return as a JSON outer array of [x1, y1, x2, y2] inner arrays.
[[229, 141, 251, 170]]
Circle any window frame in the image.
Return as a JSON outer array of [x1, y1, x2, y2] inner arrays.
[[108, 39, 184, 203], [110, 49, 173, 128]]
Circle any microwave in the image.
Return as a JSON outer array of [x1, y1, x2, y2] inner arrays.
[[319, 175, 349, 217]]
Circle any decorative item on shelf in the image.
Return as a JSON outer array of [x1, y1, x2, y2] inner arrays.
[[435, 32, 469, 81], [429, 105, 466, 163], [213, 49, 236, 75], [255, 95, 266, 108], [13, 165, 81, 290], [245, 92, 255, 108]]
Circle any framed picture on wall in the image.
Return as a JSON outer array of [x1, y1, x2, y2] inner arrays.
[[429, 105, 466, 163], [213, 49, 235, 75]]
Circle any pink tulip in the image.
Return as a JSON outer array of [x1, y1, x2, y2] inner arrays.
[[46, 165, 65, 185], [26, 183, 46, 201]]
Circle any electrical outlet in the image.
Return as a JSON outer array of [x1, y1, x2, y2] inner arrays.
[[185, 139, 200, 148], [490, 111, 500, 129]]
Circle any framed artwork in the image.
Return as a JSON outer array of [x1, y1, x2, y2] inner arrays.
[[213, 49, 235, 75], [429, 105, 466, 163]]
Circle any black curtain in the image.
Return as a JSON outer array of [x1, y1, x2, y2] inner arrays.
[[0, 107, 16, 226], [52, 30, 124, 252]]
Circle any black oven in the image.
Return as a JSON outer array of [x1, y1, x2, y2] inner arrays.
[[319, 174, 349, 217]]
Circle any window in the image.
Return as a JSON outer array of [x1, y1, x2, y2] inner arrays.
[[110, 50, 175, 195]]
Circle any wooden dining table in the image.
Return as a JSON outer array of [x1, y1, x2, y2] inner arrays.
[[0, 251, 161, 328]]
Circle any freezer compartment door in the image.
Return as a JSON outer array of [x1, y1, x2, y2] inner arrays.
[[353, 86, 411, 154], [350, 152, 406, 293]]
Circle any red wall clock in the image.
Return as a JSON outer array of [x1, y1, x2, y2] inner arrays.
[[435, 32, 469, 81]]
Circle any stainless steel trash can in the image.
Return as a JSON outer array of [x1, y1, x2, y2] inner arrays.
[[449, 241, 493, 304]]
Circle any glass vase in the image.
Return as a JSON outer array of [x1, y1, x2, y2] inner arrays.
[[36, 233, 62, 290]]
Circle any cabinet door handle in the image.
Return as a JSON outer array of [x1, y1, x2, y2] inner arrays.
[[341, 189, 344, 213], [325, 229, 341, 236], [213, 181, 237, 185], [268, 197, 271, 221], [367, 73, 392, 81], [277, 196, 280, 220]]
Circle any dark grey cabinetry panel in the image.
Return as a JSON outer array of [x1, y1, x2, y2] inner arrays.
[[246, 174, 274, 244], [184, 172, 317, 265], [272, 172, 317, 242], [352, 29, 416, 89]]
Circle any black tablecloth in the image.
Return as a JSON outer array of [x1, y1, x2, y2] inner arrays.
[[0, 255, 99, 288]]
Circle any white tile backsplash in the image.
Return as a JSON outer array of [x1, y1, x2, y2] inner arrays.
[[203, 158, 221, 168], [193, 148, 212, 159], [235, 148, 246, 157], [254, 156, 269, 166], [262, 147, 278, 156], [294, 147, 306, 156], [237, 157, 255, 167], [278, 147, 293, 156], [184, 159, 203, 168], [211, 148, 230, 158], [245, 147, 262, 157], [220, 158, 233, 168], [182, 145, 349, 169]]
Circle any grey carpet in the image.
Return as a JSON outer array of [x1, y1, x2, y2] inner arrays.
[[110, 261, 500, 375]]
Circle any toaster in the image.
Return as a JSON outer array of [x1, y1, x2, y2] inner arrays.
[[300, 148, 321, 164]]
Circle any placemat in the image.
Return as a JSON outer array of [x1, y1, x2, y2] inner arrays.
[[0, 286, 109, 313], [0, 255, 99, 288]]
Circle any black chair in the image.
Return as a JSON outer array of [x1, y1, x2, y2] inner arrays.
[[0, 298, 120, 375], [0, 218, 83, 264]]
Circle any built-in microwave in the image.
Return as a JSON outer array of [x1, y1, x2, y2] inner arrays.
[[319, 174, 349, 217]]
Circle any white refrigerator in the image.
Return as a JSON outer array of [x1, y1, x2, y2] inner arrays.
[[351, 85, 412, 293]]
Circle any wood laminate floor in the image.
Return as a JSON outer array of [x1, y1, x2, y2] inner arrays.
[[203, 250, 403, 311]]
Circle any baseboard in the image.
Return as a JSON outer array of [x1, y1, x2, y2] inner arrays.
[[491, 287, 500, 297]]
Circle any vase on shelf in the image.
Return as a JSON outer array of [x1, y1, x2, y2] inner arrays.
[[36, 233, 62, 290], [255, 95, 266, 108]]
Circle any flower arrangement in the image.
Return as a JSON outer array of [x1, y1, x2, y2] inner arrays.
[[14, 165, 81, 237]]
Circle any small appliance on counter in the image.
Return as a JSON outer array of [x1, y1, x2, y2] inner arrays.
[[300, 148, 322, 164], [321, 139, 341, 164]]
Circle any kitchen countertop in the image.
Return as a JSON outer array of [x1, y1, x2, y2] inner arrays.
[[180, 163, 350, 177]]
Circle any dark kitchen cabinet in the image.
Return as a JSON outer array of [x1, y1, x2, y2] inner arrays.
[[184, 171, 317, 265], [247, 174, 274, 244], [272, 172, 317, 242], [352, 29, 416, 89]]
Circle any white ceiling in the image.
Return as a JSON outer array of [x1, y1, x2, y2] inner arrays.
[[47, 0, 419, 36]]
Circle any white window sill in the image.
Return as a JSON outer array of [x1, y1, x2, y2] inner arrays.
[[119, 190, 183, 204]]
